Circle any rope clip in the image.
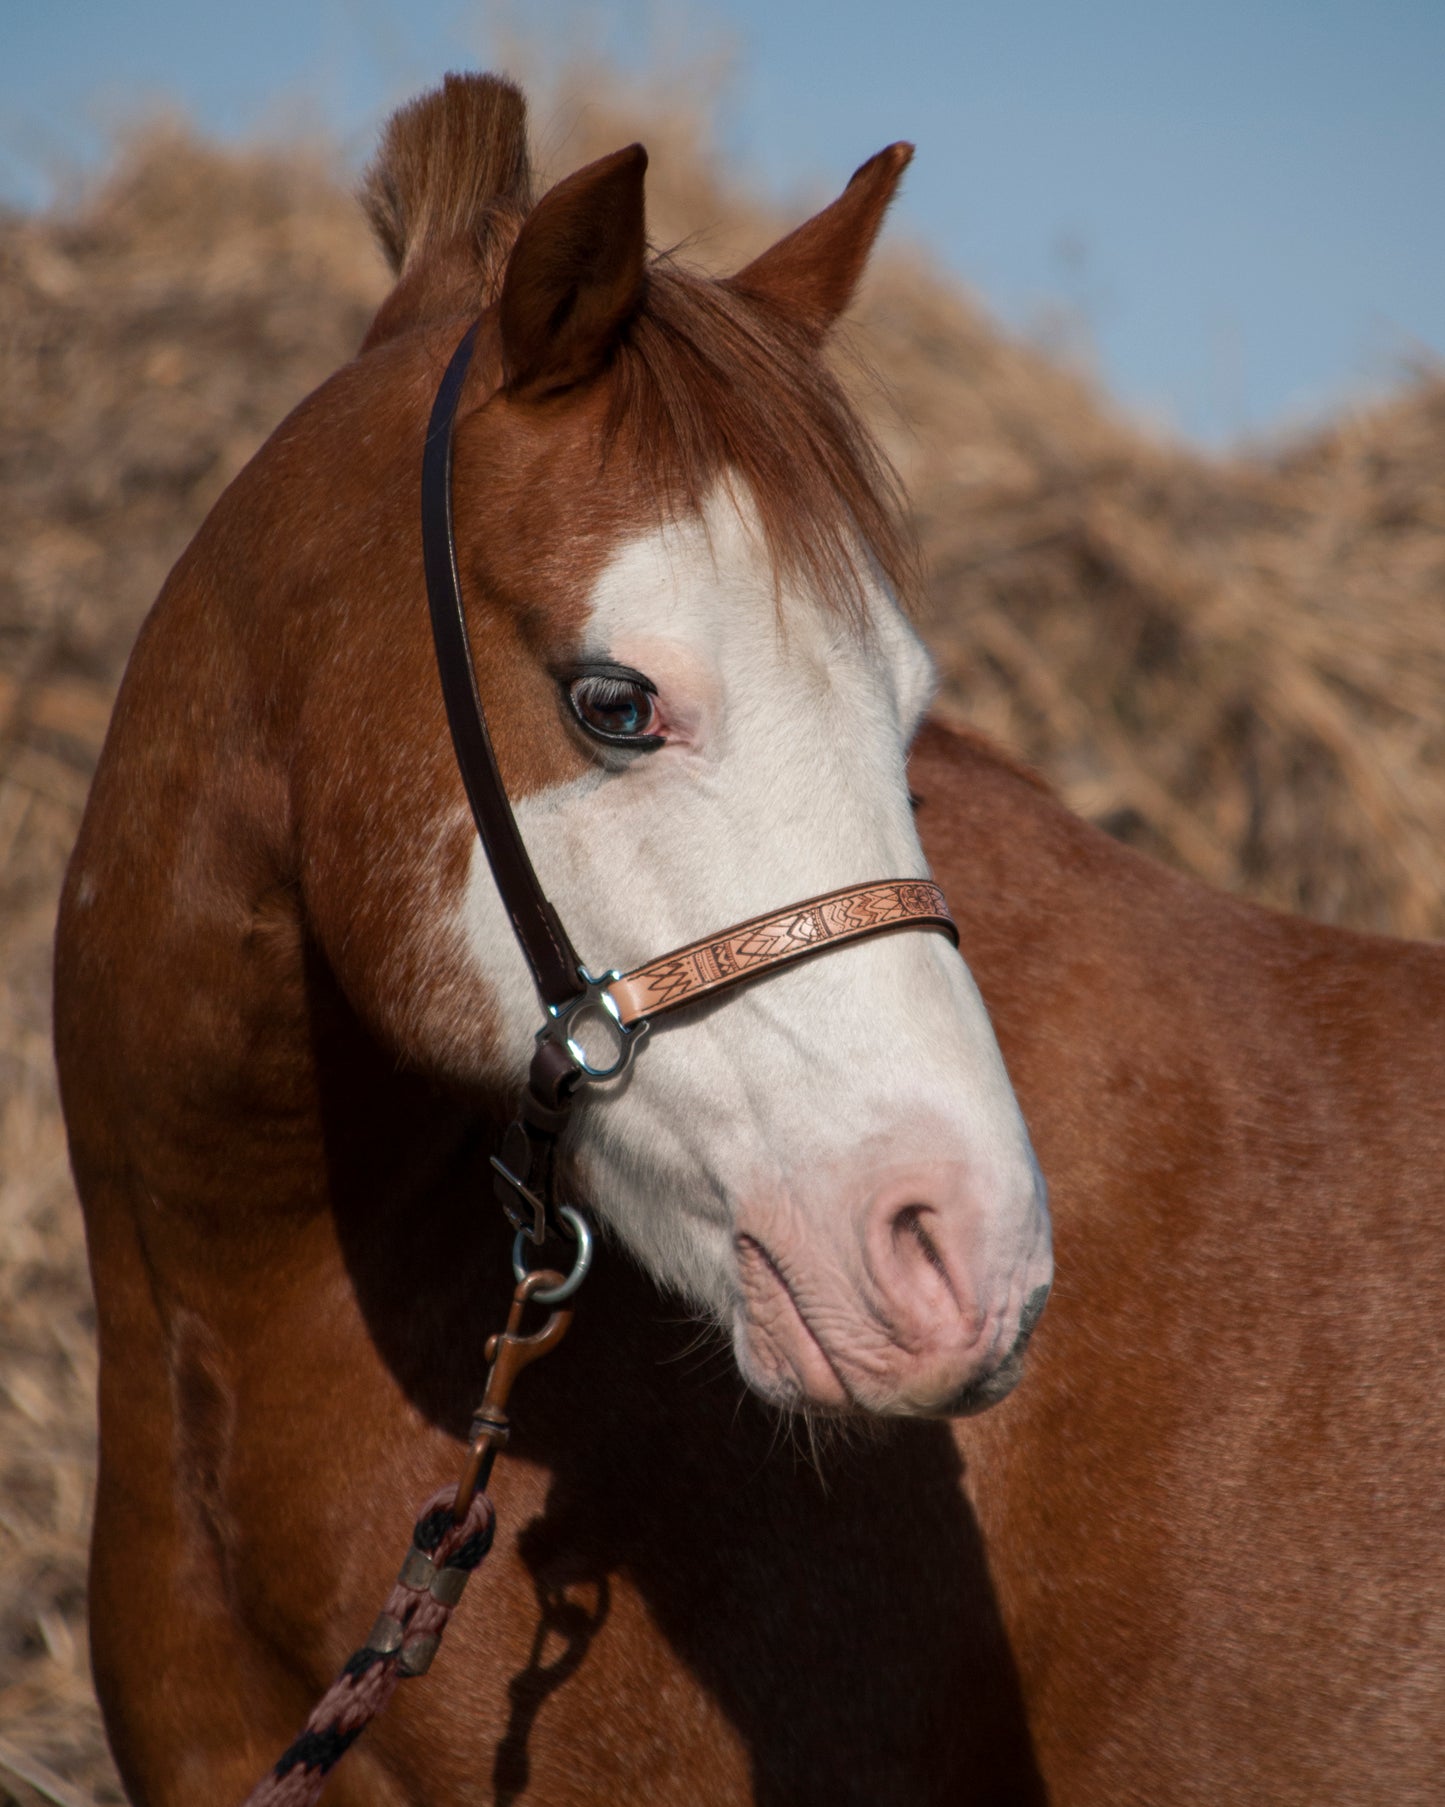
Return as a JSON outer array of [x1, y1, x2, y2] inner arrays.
[[453, 1269, 575, 1519]]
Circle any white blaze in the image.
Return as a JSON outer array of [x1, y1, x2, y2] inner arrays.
[[452, 489, 1047, 1401]]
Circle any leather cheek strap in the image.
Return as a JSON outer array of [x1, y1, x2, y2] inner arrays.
[[423, 320, 586, 1012], [605, 880, 957, 1026]]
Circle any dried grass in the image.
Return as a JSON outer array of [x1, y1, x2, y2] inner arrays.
[[1, 89, 1441, 1796]]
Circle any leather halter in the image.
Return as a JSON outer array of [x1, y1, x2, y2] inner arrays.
[[422, 321, 957, 1244]]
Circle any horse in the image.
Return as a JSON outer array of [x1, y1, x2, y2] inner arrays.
[[54, 72, 1442, 1807]]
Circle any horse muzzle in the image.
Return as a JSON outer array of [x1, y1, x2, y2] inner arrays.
[[730, 1158, 1053, 1417]]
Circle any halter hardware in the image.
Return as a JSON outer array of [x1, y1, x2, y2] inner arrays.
[[511, 1201, 593, 1304], [537, 965, 649, 1081]]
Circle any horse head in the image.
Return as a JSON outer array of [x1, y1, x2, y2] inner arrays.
[[286, 75, 1051, 1417]]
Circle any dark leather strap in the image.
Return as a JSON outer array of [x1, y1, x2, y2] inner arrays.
[[422, 323, 585, 1010]]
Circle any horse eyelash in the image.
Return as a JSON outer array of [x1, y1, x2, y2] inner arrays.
[[565, 660, 657, 695], [575, 674, 647, 706]]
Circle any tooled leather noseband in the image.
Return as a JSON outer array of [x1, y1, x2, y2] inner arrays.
[[422, 320, 957, 1253]]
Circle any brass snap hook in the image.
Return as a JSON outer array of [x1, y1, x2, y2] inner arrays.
[[484, 1269, 575, 1388], [452, 1269, 575, 1520]]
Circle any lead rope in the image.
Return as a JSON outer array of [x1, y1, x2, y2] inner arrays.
[[241, 1487, 496, 1807], [239, 1270, 575, 1806]]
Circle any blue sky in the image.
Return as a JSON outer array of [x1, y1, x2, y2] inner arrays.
[[4, 1, 1442, 446]]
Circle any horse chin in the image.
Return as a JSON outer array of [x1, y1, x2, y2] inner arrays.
[[730, 1313, 1034, 1420], [932, 1339, 1032, 1418], [726, 1237, 1047, 1421], [729, 1290, 854, 1416]]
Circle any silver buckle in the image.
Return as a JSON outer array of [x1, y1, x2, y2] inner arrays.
[[537, 966, 649, 1082]]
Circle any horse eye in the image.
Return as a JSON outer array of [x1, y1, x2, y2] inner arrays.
[[566, 669, 662, 748]]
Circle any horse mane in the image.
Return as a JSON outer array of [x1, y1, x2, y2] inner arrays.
[[362, 74, 918, 616], [362, 73, 533, 281]]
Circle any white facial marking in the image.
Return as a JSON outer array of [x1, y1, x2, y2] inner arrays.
[[450, 486, 1050, 1415]]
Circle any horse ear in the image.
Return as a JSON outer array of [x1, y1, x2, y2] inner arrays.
[[727, 143, 914, 340], [498, 144, 648, 397]]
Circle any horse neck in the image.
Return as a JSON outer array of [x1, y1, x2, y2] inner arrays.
[[56, 534, 492, 1294], [912, 718, 1445, 1264]]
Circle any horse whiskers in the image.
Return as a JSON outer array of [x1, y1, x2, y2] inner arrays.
[[747, 1395, 850, 1486], [657, 1315, 731, 1368]]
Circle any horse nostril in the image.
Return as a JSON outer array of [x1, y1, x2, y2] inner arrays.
[[891, 1202, 948, 1281]]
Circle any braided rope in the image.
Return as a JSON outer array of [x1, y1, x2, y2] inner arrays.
[[241, 1484, 494, 1806]]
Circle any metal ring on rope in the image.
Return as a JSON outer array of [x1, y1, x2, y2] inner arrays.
[[512, 1204, 593, 1303]]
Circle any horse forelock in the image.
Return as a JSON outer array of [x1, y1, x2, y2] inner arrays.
[[358, 75, 915, 622], [601, 259, 920, 624], [409, 268, 917, 644]]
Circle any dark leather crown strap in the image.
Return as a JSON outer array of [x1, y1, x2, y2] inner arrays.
[[422, 321, 584, 1012]]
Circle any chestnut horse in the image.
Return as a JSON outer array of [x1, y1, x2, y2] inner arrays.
[[55, 74, 1442, 1807]]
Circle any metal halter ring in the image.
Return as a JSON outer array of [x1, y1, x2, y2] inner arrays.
[[511, 1203, 593, 1304], [536, 967, 648, 1082]]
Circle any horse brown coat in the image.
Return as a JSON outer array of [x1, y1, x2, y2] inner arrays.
[[54, 73, 1443, 1806]]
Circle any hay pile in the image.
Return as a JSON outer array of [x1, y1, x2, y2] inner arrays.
[[1, 93, 1441, 1798]]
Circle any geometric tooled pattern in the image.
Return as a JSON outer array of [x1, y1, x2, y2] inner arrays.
[[606, 880, 956, 1024]]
